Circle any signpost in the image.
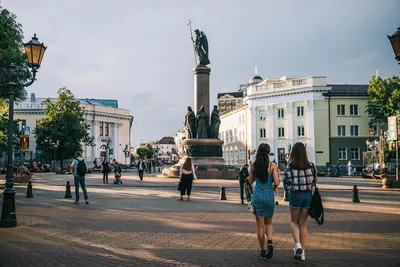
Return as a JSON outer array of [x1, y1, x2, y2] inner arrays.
[[388, 116, 398, 181]]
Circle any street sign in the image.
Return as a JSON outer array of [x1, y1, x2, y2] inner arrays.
[[388, 116, 398, 141], [23, 126, 30, 136], [109, 148, 113, 155], [20, 136, 29, 150]]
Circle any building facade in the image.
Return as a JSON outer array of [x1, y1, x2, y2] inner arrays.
[[219, 75, 372, 170], [14, 94, 133, 166], [153, 137, 176, 162]]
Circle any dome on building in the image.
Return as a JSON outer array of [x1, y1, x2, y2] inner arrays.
[[249, 75, 263, 84]]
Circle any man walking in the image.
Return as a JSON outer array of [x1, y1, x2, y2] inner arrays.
[[137, 158, 145, 183], [239, 164, 249, 204], [69, 151, 89, 204]]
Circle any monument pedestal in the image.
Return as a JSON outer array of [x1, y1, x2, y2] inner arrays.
[[194, 66, 211, 116]]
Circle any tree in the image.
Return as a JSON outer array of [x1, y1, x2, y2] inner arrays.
[[136, 144, 154, 159], [0, 98, 20, 152], [367, 75, 400, 126], [0, 3, 31, 101], [34, 88, 93, 169]]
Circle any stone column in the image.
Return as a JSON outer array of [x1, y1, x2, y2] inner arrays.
[[306, 100, 315, 163], [193, 66, 211, 116], [118, 123, 123, 162], [249, 106, 257, 152], [267, 105, 275, 155], [286, 102, 294, 148], [92, 121, 98, 160], [112, 122, 118, 160]]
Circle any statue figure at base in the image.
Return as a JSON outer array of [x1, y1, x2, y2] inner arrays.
[[196, 106, 208, 138], [209, 105, 221, 139], [185, 106, 196, 139]]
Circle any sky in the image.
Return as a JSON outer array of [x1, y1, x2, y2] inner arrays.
[[2, 0, 400, 146]]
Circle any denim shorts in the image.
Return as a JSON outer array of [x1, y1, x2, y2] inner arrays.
[[289, 190, 312, 209]]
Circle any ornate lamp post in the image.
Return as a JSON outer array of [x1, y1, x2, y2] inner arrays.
[[388, 27, 400, 64], [0, 34, 47, 228], [366, 140, 379, 173]]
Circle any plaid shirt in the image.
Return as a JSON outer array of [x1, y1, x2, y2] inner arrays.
[[284, 163, 317, 191]]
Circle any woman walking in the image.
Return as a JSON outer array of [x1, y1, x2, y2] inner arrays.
[[101, 159, 109, 184], [249, 143, 280, 259], [284, 142, 317, 261], [178, 157, 196, 201]]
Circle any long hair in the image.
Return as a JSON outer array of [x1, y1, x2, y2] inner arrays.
[[182, 157, 193, 171], [254, 143, 270, 183], [289, 142, 310, 170]]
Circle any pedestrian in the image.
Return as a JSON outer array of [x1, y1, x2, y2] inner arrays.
[[239, 164, 249, 204], [346, 160, 353, 176], [37, 162, 42, 172], [152, 159, 156, 172], [93, 158, 98, 169], [177, 157, 196, 201], [148, 160, 152, 174], [137, 158, 145, 183], [69, 151, 89, 204], [101, 158, 110, 184], [334, 160, 342, 177], [375, 162, 380, 174], [383, 162, 388, 174], [248, 143, 280, 260], [283, 142, 317, 261]]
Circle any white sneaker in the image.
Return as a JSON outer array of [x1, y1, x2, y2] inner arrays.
[[140, 180, 143, 183], [293, 244, 302, 261], [301, 251, 305, 261]]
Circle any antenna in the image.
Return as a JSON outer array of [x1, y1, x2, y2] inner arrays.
[[255, 65, 258, 75], [376, 69, 379, 77]]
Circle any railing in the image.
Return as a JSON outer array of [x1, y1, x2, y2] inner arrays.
[[14, 103, 44, 109], [273, 82, 287, 88], [292, 78, 308, 86]]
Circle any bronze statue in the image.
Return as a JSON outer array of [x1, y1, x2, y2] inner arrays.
[[196, 106, 208, 138], [209, 105, 220, 139], [185, 106, 196, 139], [193, 29, 210, 66]]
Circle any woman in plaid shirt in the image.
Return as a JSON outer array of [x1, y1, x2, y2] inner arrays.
[[283, 142, 316, 261]]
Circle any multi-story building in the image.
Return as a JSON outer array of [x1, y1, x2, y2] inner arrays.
[[217, 92, 243, 113], [219, 75, 373, 170], [14, 93, 133, 166], [153, 137, 176, 162]]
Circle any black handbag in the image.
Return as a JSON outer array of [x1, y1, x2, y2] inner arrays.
[[177, 181, 183, 191], [309, 164, 324, 225]]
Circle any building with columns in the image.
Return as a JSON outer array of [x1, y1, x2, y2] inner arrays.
[[14, 94, 133, 166], [219, 75, 372, 171]]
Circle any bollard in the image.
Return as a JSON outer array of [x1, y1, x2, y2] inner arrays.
[[158, 167, 161, 173], [352, 184, 360, 203], [65, 181, 72, 198], [219, 186, 227, 200], [26, 181, 33, 198], [283, 187, 290, 202]]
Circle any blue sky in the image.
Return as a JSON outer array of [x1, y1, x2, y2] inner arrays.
[[3, 0, 400, 145]]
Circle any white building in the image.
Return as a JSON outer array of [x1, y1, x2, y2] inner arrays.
[[153, 137, 176, 162], [174, 130, 186, 157], [14, 94, 133, 165]]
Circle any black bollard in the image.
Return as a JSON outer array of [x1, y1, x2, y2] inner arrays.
[[26, 181, 33, 198], [352, 184, 360, 203], [283, 187, 290, 202], [219, 186, 227, 200], [65, 181, 72, 198], [158, 167, 161, 173]]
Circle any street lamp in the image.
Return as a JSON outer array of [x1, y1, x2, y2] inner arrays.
[[388, 27, 400, 64], [48, 140, 60, 171], [0, 34, 47, 228]]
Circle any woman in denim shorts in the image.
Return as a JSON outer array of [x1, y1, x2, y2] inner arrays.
[[284, 142, 316, 261]]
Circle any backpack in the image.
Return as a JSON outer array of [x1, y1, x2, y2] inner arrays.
[[309, 164, 324, 225], [76, 159, 86, 176]]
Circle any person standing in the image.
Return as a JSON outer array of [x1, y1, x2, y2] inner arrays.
[[239, 164, 249, 204], [178, 157, 196, 201], [249, 143, 280, 260], [346, 160, 353, 176], [101, 159, 110, 184], [137, 158, 145, 183], [334, 160, 342, 177], [383, 162, 388, 174], [283, 142, 317, 261], [93, 158, 98, 169], [69, 151, 89, 204]]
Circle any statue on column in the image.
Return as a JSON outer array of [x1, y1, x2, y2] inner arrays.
[[193, 29, 210, 66], [185, 106, 196, 139], [209, 105, 221, 139], [196, 106, 208, 138]]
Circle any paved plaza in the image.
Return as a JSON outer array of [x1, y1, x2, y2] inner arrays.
[[0, 171, 400, 267]]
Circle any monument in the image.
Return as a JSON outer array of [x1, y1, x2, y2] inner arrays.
[[163, 24, 237, 179]]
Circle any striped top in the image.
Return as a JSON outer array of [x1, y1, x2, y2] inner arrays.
[[284, 163, 316, 191]]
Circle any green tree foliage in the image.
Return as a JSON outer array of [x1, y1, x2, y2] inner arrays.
[[34, 88, 93, 169], [0, 99, 20, 152], [367, 75, 400, 126], [136, 144, 154, 159], [0, 3, 31, 101]]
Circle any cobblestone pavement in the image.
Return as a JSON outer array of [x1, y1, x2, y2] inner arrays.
[[0, 173, 399, 267]]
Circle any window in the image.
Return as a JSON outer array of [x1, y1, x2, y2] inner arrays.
[[297, 126, 305, 137], [229, 130, 233, 143], [278, 127, 285, 137], [100, 122, 104, 136], [105, 123, 109, 136], [277, 108, 285, 118], [350, 105, 359, 116], [337, 105, 345, 116], [338, 148, 347, 160], [337, 125, 346, 136], [225, 131, 229, 144], [234, 149, 238, 161], [350, 125, 359, 136], [259, 110, 266, 120], [297, 106, 304, 117], [260, 128, 266, 138], [350, 148, 360, 160]]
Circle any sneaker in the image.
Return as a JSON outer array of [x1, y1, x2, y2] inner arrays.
[[259, 250, 266, 260], [74, 200, 79, 204], [85, 200, 89, 204], [301, 251, 305, 261], [293, 247, 303, 261], [140, 180, 143, 183], [266, 242, 273, 259]]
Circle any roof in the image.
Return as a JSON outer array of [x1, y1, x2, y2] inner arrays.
[[155, 137, 175, 145], [82, 99, 118, 108], [217, 91, 243, 99], [15, 96, 119, 110], [249, 75, 263, 83], [324, 84, 369, 97]]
